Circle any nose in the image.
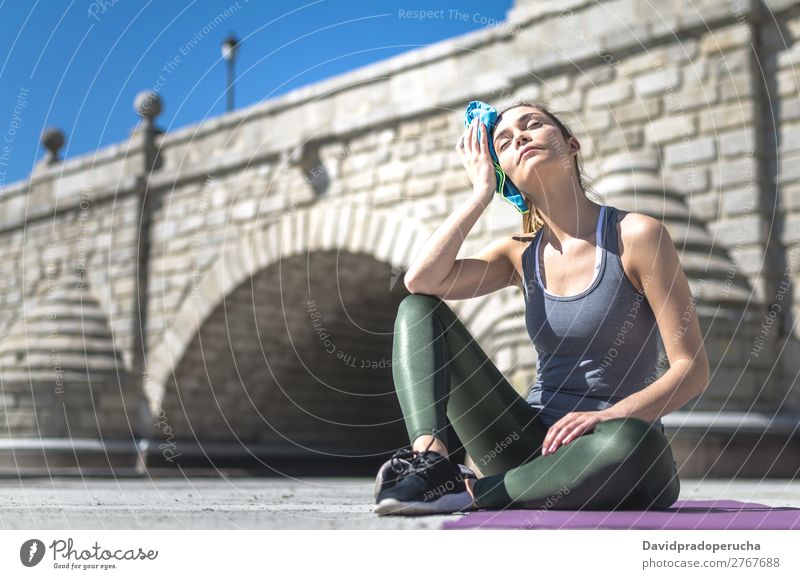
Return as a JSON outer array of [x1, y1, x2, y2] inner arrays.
[[515, 133, 531, 150]]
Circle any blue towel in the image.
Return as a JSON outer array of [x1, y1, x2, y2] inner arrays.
[[463, 100, 529, 214]]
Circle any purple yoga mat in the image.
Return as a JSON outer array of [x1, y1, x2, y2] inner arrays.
[[441, 500, 800, 530]]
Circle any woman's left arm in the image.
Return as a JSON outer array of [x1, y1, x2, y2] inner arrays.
[[601, 214, 711, 422], [541, 214, 711, 455]]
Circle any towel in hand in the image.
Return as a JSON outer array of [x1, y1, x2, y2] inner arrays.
[[463, 100, 529, 214]]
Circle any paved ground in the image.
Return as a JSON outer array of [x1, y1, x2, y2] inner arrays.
[[1, 477, 799, 529]]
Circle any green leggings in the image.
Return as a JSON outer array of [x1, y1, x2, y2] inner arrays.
[[391, 293, 681, 511]]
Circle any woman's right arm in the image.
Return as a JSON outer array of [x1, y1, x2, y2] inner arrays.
[[403, 118, 518, 299]]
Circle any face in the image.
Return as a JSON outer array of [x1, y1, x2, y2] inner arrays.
[[491, 106, 578, 189]]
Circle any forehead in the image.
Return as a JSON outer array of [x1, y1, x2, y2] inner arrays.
[[494, 106, 543, 136]]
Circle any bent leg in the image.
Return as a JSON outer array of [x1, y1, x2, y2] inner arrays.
[[472, 417, 681, 510], [391, 293, 547, 475], [391, 293, 680, 512]]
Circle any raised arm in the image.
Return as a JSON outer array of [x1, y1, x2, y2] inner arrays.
[[406, 232, 518, 299], [405, 117, 515, 299]]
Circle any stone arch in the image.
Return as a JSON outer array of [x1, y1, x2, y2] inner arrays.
[[143, 203, 534, 457], [144, 204, 431, 419]]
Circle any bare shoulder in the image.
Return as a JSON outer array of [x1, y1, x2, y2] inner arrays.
[[615, 209, 670, 291], [616, 207, 660, 233], [617, 209, 668, 247]]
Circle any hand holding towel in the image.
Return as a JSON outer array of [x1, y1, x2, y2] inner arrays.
[[463, 100, 529, 214]]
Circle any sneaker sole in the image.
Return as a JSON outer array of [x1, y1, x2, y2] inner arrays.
[[374, 492, 475, 516]]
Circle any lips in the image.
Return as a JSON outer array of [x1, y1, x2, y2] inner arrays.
[[519, 145, 542, 164]]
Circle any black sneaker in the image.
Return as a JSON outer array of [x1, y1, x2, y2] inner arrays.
[[372, 445, 416, 501], [373, 435, 477, 516], [373, 448, 476, 502]]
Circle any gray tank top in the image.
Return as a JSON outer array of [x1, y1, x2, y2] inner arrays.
[[522, 204, 665, 434]]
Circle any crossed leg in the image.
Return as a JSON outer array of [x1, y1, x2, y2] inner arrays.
[[392, 293, 680, 511]]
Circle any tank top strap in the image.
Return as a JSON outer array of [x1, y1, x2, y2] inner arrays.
[[602, 204, 618, 255]]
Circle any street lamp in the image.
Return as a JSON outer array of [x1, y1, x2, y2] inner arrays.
[[221, 33, 239, 112]]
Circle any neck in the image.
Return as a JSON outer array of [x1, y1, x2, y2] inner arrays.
[[527, 178, 600, 246]]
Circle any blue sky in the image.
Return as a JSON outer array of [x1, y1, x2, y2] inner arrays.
[[0, 0, 513, 186]]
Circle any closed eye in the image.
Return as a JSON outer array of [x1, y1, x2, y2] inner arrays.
[[498, 120, 541, 151]]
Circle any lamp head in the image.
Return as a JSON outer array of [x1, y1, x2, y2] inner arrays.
[[222, 34, 239, 61]]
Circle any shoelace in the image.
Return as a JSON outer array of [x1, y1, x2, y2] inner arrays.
[[407, 450, 446, 478], [389, 428, 444, 478], [388, 447, 416, 475]]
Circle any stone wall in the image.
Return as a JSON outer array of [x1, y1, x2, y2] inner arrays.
[[1, 0, 798, 474]]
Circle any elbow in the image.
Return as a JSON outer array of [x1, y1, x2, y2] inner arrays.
[[674, 356, 710, 399], [403, 267, 442, 296], [403, 272, 428, 295], [692, 354, 711, 396]]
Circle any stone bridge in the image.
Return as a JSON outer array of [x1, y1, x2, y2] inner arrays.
[[1, 0, 799, 476]]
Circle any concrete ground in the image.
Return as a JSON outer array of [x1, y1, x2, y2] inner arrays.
[[1, 476, 799, 529]]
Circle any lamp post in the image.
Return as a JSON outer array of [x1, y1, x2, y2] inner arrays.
[[221, 33, 239, 112]]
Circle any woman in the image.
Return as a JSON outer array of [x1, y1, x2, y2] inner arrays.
[[373, 100, 710, 516]]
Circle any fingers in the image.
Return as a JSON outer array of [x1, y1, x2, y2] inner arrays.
[[456, 119, 488, 161], [542, 416, 576, 455], [456, 128, 467, 152], [456, 122, 472, 154], [543, 432, 567, 455], [541, 427, 557, 456], [558, 424, 584, 449], [561, 424, 585, 446], [542, 415, 599, 455]]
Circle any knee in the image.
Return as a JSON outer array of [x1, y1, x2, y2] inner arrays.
[[591, 417, 657, 457], [399, 292, 442, 309], [396, 293, 444, 321]]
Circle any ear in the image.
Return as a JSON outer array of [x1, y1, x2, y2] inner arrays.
[[567, 135, 580, 157]]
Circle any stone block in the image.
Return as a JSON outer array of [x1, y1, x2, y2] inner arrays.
[[667, 82, 718, 113], [645, 115, 696, 144], [782, 213, 800, 244], [390, 224, 419, 269], [231, 199, 257, 221], [676, 163, 716, 195], [618, 48, 667, 77], [778, 68, 800, 98], [406, 178, 436, 199], [687, 191, 718, 222], [718, 73, 756, 102], [699, 23, 753, 55], [364, 212, 387, 257], [345, 207, 370, 254], [633, 67, 682, 97], [718, 127, 756, 157], [699, 102, 754, 132], [780, 123, 800, 155], [664, 136, 717, 167], [613, 97, 662, 124], [729, 246, 768, 275], [721, 184, 760, 216], [711, 157, 757, 189], [374, 217, 399, 264], [412, 155, 445, 177], [778, 151, 800, 184], [334, 205, 354, 249], [709, 214, 766, 246], [377, 163, 407, 184], [587, 83, 632, 108]]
